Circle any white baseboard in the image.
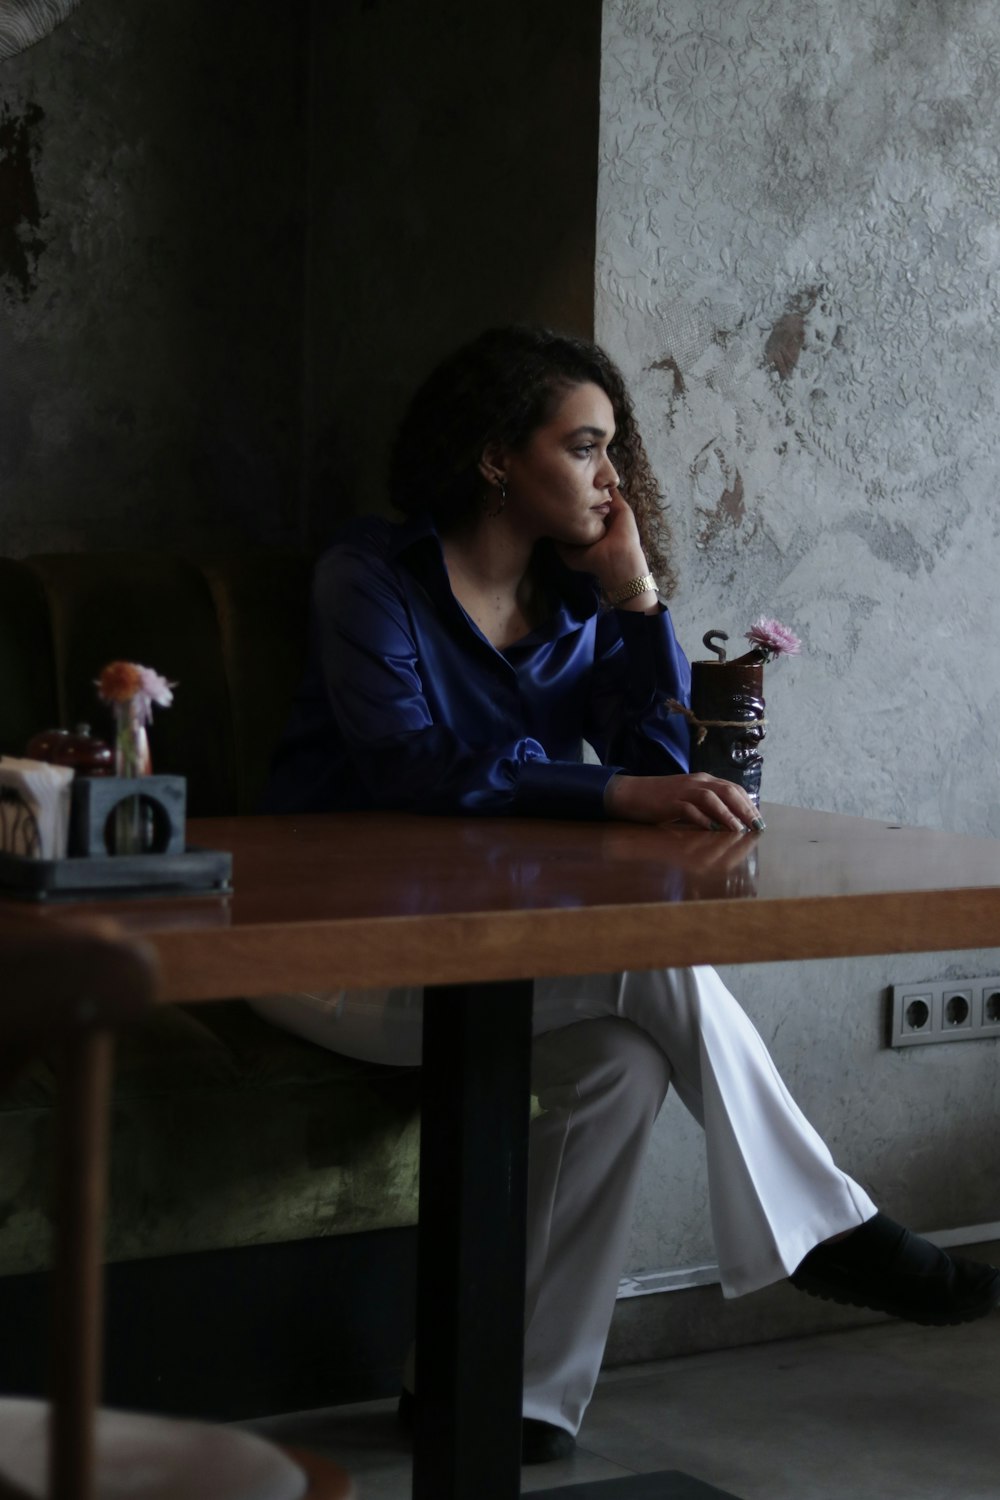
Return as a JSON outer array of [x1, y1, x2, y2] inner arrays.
[[616, 1221, 1000, 1300]]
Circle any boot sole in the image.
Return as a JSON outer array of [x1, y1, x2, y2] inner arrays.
[[791, 1270, 1000, 1327]]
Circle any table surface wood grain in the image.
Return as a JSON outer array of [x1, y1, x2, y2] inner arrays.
[[16, 803, 1000, 1001]]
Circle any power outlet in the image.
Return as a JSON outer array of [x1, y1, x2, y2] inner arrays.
[[980, 982, 1000, 1036], [941, 987, 974, 1033], [894, 989, 936, 1043], [890, 977, 1000, 1047]]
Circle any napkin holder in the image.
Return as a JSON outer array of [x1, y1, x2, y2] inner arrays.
[[70, 774, 186, 856], [0, 767, 231, 900]]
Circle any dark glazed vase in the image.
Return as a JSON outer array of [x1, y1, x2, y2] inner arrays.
[[688, 659, 766, 807]]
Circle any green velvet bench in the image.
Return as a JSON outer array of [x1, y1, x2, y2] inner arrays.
[[0, 552, 421, 1417]]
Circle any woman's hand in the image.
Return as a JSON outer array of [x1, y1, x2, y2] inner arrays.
[[605, 772, 764, 832], [556, 488, 651, 596]]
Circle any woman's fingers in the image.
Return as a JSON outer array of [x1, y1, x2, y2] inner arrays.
[[604, 487, 634, 527], [688, 775, 759, 831], [666, 790, 742, 833], [665, 798, 717, 831], [661, 777, 760, 832], [605, 773, 763, 831]]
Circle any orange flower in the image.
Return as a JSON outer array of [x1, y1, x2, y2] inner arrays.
[[97, 661, 143, 703]]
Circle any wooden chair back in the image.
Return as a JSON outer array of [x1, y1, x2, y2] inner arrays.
[[0, 917, 159, 1500], [0, 917, 355, 1499]]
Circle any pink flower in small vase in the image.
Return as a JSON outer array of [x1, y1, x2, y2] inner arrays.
[[96, 657, 176, 776], [745, 617, 802, 663], [134, 666, 175, 725]]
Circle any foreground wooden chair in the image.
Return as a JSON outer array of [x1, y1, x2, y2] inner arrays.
[[0, 917, 353, 1500]]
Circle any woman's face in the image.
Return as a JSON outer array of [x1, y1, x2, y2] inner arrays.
[[495, 381, 621, 547]]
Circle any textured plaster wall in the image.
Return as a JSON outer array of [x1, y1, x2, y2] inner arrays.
[[598, 0, 1000, 1313], [303, 0, 601, 542], [0, 0, 307, 556]]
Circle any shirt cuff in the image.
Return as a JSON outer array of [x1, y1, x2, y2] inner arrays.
[[512, 759, 622, 820], [613, 603, 691, 705]]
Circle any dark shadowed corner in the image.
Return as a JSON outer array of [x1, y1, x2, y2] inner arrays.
[[0, 100, 46, 299]]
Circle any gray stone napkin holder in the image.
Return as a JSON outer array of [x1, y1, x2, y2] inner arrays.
[[69, 774, 187, 857]]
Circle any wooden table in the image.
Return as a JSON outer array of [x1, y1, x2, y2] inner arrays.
[[21, 803, 1000, 1500]]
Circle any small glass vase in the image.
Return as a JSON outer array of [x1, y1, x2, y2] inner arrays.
[[112, 703, 152, 855]]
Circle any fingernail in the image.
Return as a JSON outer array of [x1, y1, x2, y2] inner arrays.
[[751, 816, 766, 831]]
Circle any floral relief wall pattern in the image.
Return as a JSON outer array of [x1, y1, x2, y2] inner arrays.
[[598, 0, 1000, 832]]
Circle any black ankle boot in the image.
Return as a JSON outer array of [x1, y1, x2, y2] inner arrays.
[[521, 1417, 576, 1463], [397, 1389, 576, 1465], [791, 1213, 1000, 1326]]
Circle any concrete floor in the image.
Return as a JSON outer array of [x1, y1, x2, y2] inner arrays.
[[244, 1314, 999, 1499]]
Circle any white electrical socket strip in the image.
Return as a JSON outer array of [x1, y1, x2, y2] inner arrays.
[[890, 976, 1000, 1047]]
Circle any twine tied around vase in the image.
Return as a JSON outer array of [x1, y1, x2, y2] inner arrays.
[[665, 698, 768, 747]]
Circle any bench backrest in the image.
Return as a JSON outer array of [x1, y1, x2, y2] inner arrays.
[[0, 552, 312, 816]]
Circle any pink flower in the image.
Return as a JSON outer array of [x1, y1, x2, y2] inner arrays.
[[138, 666, 174, 708], [133, 665, 175, 726], [745, 617, 802, 661]]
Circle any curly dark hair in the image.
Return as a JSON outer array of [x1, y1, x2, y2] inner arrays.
[[389, 326, 676, 593]]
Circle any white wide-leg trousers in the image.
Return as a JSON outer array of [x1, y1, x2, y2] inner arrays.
[[251, 966, 875, 1436]]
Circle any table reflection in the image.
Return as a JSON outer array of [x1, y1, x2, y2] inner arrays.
[[597, 825, 759, 901]]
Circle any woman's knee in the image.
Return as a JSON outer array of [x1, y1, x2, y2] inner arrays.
[[532, 1016, 671, 1122], [619, 965, 750, 1046]]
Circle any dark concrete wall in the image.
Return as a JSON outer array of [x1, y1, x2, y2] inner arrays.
[[302, 0, 602, 543], [0, 0, 309, 556], [0, 0, 601, 557]]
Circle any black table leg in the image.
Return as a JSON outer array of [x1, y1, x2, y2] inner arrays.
[[413, 978, 534, 1500]]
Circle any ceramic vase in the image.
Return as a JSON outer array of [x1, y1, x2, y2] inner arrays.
[[688, 658, 766, 808]]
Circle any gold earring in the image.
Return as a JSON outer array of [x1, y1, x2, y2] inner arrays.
[[485, 478, 507, 518]]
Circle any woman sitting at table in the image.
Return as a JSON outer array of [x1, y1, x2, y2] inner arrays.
[[258, 325, 1000, 1463]]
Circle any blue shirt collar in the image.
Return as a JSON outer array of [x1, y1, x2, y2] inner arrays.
[[388, 511, 601, 633]]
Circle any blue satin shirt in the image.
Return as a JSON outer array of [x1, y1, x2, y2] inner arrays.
[[263, 514, 692, 819]]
